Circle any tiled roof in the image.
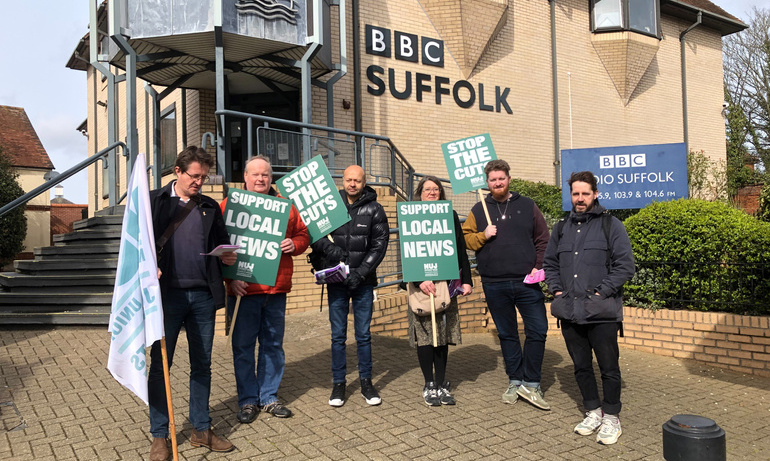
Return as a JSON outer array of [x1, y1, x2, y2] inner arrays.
[[677, 0, 741, 23], [0, 105, 54, 170]]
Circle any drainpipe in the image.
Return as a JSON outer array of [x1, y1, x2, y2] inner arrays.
[[549, 0, 561, 187], [325, 0, 347, 129], [352, 0, 361, 134], [680, 11, 702, 153]]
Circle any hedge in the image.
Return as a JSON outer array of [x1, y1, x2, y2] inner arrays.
[[623, 199, 770, 315]]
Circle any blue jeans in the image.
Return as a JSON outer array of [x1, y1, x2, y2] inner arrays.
[[482, 280, 548, 386], [148, 287, 216, 438], [327, 283, 374, 383], [228, 293, 286, 407]]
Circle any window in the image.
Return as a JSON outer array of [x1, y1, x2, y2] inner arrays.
[[591, 0, 659, 37], [160, 103, 177, 172]]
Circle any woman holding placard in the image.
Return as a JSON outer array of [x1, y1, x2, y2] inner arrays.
[[407, 176, 473, 406]]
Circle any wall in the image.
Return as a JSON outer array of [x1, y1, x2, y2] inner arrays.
[[16, 167, 51, 256], [50, 204, 88, 243]]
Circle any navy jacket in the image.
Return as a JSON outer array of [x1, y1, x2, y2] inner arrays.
[[150, 181, 231, 308], [543, 204, 635, 323]]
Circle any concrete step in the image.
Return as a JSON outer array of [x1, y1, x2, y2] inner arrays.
[[34, 244, 120, 259], [0, 294, 111, 324], [73, 215, 123, 230], [14, 259, 118, 275], [0, 311, 110, 324], [0, 273, 115, 292], [53, 229, 122, 243]]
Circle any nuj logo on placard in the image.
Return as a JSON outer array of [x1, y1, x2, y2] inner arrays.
[[424, 262, 438, 276], [236, 260, 255, 278], [317, 216, 332, 233]]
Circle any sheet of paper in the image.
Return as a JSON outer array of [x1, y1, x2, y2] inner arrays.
[[523, 269, 545, 284], [201, 244, 242, 256]]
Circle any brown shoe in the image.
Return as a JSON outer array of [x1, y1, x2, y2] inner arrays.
[[149, 437, 169, 461], [190, 428, 235, 453]]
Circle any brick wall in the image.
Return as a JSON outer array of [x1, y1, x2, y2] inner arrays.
[[735, 185, 762, 215], [368, 292, 770, 378], [50, 204, 87, 243]]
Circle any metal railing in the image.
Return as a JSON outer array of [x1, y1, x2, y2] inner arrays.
[[0, 142, 126, 218], [216, 110, 415, 200], [627, 261, 770, 314]]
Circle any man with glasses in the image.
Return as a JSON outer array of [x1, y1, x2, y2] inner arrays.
[[463, 159, 552, 410], [147, 146, 237, 460]]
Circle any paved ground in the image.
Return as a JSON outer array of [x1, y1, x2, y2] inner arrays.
[[1, 310, 768, 460]]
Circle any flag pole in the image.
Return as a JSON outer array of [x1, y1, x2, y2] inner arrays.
[[477, 189, 491, 225], [227, 295, 242, 346], [160, 338, 179, 461], [429, 293, 438, 347]]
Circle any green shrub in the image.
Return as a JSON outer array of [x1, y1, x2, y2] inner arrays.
[[0, 146, 27, 267], [508, 178, 564, 228], [624, 199, 770, 314]]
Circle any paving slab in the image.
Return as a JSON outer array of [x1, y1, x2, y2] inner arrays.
[[1, 310, 768, 460]]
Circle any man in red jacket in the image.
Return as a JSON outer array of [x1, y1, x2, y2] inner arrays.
[[221, 155, 309, 422]]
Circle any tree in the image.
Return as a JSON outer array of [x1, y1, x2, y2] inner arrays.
[[0, 146, 28, 267], [723, 8, 770, 187]]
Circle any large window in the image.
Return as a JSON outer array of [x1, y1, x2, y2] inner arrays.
[[591, 0, 659, 37], [160, 103, 177, 172]]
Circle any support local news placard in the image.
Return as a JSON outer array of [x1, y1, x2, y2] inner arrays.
[[222, 188, 291, 286], [276, 155, 350, 243], [442, 133, 497, 195], [398, 200, 459, 282]]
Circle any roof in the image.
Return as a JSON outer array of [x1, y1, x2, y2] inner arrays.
[[663, 0, 748, 36], [0, 105, 54, 170]]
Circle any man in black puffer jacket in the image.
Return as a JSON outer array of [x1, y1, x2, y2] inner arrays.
[[311, 165, 389, 408]]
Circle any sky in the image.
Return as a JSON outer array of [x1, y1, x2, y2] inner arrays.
[[0, 1, 765, 204]]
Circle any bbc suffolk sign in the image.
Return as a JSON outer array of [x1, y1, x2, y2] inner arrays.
[[560, 142, 688, 210]]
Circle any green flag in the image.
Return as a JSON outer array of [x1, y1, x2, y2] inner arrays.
[[442, 133, 497, 194], [398, 200, 459, 282], [276, 155, 350, 243], [222, 188, 291, 286]]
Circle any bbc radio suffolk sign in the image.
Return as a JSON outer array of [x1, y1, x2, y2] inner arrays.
[[222, 189, 291, 286], [398, 201, 459, 282], [442, 134, 497, 195], [277, 155, 350, 243], [560, 142, 688, 210]]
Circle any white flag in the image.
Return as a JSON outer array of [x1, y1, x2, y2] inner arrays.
[[107, 153, 165, 405]]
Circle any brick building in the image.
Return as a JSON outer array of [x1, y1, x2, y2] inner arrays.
[[66, 0, 745, 318], [0, 105, 55, 262]]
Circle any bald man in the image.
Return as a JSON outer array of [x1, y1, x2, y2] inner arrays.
[[311, 165, 389, 407]]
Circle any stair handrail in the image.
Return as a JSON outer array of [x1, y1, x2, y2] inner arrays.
[[215, 109, 415, 199], [0, 142, 127, 218]]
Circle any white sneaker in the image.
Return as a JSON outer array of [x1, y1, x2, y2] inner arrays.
[[596, 415, 622, 445], [574, 410, 603, 436]]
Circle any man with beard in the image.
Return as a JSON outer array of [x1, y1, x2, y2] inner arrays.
[[543, 171, 635, 445], [463, 159, 551, 410]]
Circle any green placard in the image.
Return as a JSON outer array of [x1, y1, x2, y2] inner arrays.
[[222, 188, 291, 286], [442, 133, 497, 195], [398, 200, 460, 282], [276, 155, 350, 243]]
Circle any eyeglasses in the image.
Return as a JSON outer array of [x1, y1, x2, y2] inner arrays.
[[184, 171, 210, 183], [423, 188, 440, 193]]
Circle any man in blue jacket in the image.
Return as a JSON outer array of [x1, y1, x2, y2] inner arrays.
[[543, 171, 635, 445]]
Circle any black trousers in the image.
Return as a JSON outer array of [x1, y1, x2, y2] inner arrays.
[[561, 321, 622, 415]]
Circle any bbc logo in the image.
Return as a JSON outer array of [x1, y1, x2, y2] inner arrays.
[[599, 154, 646, 169]]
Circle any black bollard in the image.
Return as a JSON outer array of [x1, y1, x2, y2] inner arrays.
[[662, 414, 726, 461]]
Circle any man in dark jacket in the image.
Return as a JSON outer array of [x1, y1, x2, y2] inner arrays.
[[463, 159, 551, 410], [311, 165, 389, 407], [147, 146, 237, 460], [543, 171, 634, 446]]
